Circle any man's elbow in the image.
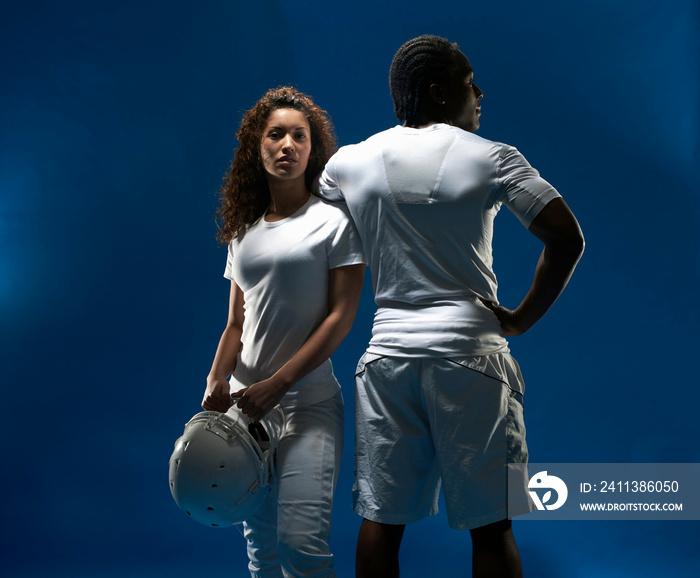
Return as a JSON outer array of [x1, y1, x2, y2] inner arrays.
[[570, 229, 585, 260], [557, 214, 585, 261], [560, 230, 585, 269], [547, 227, 585, 266]]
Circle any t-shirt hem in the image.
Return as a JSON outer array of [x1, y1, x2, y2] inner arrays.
[[365, 342, 510, 358]]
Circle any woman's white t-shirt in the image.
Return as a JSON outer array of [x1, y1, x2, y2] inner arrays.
[[225, 195, 366, 408]]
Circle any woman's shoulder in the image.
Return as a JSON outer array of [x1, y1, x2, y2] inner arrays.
[[307, 194, 353, 222]]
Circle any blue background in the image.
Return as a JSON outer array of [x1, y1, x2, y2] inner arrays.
[[1, 0, 698, 576]]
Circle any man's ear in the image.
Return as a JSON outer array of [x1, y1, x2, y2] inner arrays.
[[428, 82, 447, 105]]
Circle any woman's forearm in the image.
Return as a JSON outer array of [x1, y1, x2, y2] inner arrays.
[[207, 322, 243, 382]]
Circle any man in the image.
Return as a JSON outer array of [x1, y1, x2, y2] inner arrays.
[[317, 35, 584, 577]]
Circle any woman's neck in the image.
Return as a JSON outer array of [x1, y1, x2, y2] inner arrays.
[[266, 178, 310, 222]]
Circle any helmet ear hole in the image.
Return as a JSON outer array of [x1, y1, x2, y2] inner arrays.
[[168, 406, 286, 528]]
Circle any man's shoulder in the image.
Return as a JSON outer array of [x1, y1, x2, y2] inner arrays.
[[453, 127, 513, 152], [330, 129, 394, 170], [331, 125, 518, 168], [335, 127, 398, 154]]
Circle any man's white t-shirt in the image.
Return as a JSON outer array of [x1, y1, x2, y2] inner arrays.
[[317, 124, 561, 357], [225, 195, 366, 407]]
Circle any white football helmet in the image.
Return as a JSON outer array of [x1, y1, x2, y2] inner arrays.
[[168, 403, 285, 527]]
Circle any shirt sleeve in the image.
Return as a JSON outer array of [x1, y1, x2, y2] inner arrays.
[[223, 241, 235, 280], [496, 145, 561, 228], [325, 204, 367, 270], [315, 153, 345, 203]]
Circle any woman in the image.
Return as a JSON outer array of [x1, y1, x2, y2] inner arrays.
[[202, 86, 365, 577]]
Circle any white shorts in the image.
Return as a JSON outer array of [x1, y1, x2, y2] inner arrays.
[[353, 353, 534, 530]]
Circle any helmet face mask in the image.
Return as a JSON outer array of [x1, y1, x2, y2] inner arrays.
[[168, 404, 285, 527]]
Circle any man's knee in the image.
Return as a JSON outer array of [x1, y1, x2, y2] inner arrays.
[[470, 519, 513, 545], [356, 520, 405, 578], [358, 519, 405, 547], [469, 519, 522, 578]]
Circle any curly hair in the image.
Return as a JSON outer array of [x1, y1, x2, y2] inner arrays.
[[389, 35, 466, 124], [216, 86, 337, 244]]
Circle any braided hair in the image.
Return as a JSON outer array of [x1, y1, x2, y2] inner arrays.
[[215, 86, 336, 244], [389, 35, 465, 124]]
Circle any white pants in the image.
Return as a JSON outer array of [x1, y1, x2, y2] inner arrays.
[[243, 392, 344, 577]]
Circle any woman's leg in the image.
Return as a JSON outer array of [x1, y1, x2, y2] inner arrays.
[[276, 393, 344, 577], [243, 479, 284, 577]]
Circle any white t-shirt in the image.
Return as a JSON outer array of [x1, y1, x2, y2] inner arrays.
[[317, 124, 561, 357], [224, 195, 366, 407]]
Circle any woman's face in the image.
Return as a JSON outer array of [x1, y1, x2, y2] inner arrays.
[[260, 108, 312, 185]]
